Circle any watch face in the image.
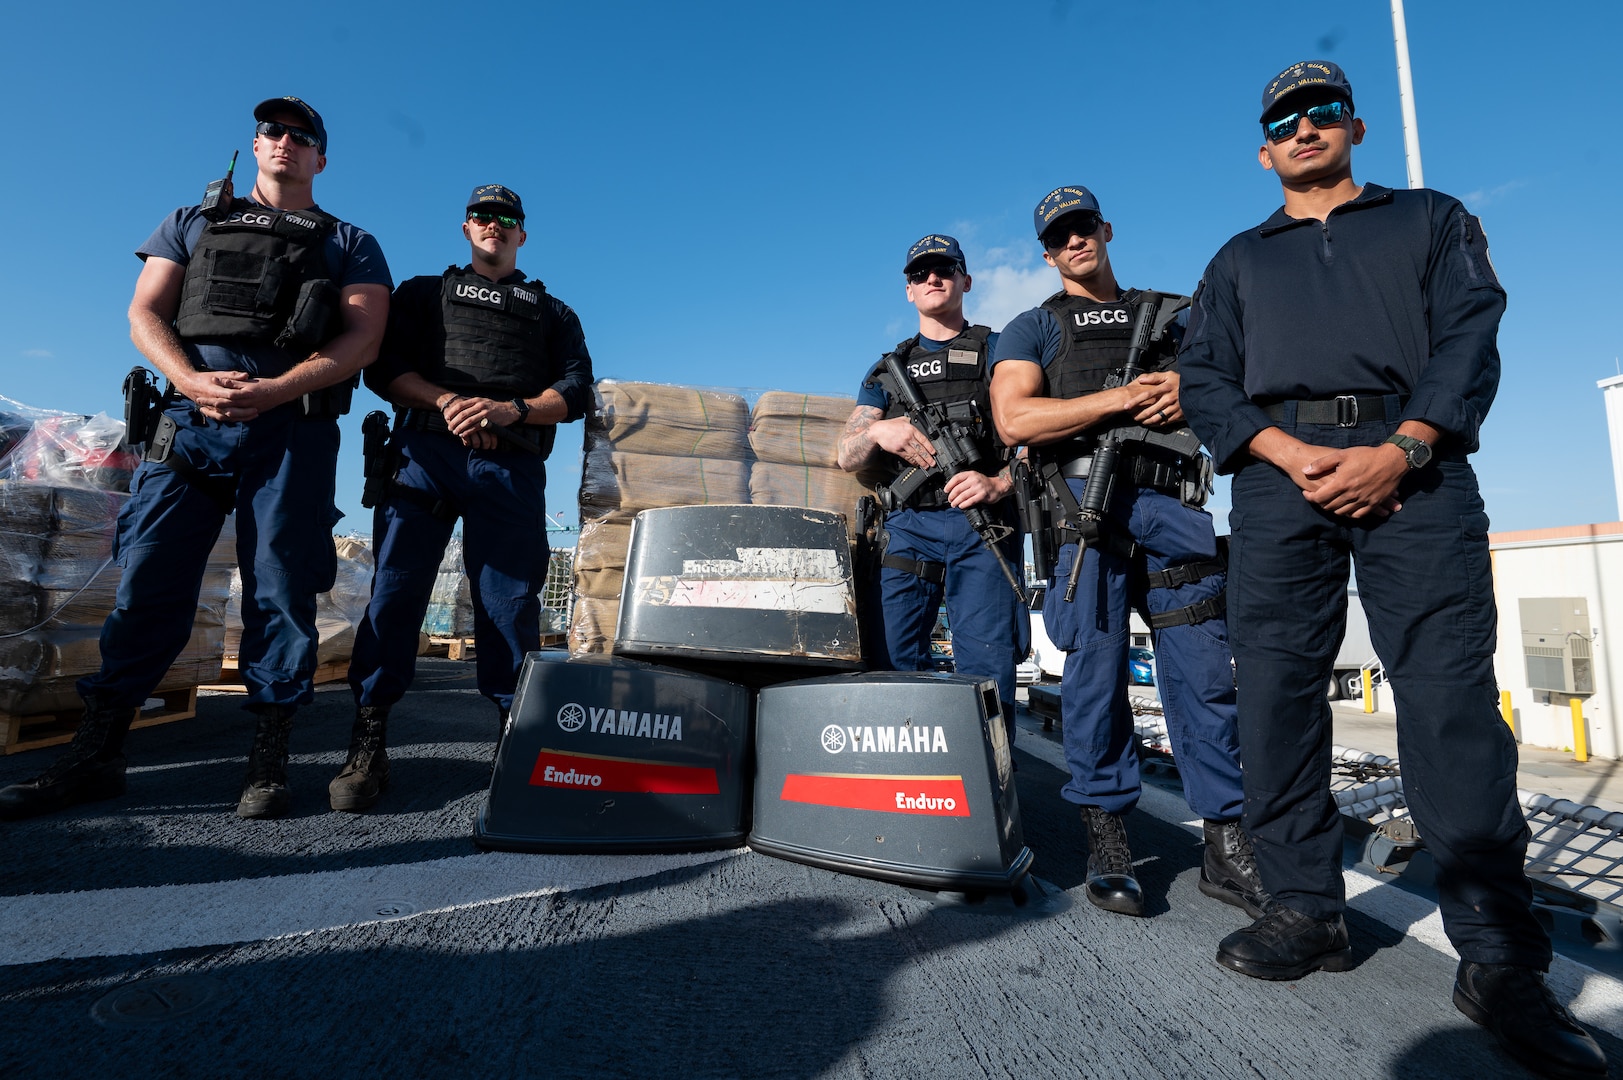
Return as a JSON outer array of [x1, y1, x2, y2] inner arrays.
[[1409, 441, 1432, 468]]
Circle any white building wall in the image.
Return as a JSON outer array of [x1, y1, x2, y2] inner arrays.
[[1490, 528, 1623, 759]]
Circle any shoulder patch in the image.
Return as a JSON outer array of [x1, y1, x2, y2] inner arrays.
[[1460, 212, 1504, 293]]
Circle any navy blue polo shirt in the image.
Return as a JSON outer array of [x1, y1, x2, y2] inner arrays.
[[1178, 184, 1505, 473], [138, 202, 392, 377]]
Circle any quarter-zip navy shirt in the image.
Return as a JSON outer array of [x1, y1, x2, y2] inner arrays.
[[1178, 183, 1505, 473]]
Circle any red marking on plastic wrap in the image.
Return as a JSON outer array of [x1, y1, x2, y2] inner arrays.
[[779, 773, 970, 817], [529, 749, 719, 795]]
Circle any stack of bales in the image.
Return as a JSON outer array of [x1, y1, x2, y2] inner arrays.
[[0, 482, 234, 714], [571, 381, 752, 653], [570, 382, 874, 655]]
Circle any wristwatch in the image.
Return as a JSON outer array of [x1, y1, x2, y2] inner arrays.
[[510, 397, 531, 423], [1384, 433, 1433, 470]]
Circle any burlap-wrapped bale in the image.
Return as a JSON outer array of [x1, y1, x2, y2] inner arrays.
[[574, 520, 632, 573], [568, 595, 619, 655], [575, 565, 625, 601], [591, 381, 751, 460], [579, 452, 750, 523], [748, 462, 873, 536], [748, 392, 856, 469]]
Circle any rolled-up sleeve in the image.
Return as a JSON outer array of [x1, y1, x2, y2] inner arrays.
[[1399, 202, 1504, 450], [1178, 251, 1276, 474]]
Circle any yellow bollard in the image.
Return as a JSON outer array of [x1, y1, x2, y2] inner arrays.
[[1572, 697, 1590, 763], [1500, 691, 1514, 734], [1362, 669, 1376, 714]]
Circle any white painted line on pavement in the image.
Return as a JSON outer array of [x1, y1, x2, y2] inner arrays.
[[1014, 714, 1623, 1035], [0, 850, 736, 968]]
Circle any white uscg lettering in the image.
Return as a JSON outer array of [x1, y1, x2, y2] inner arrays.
[[453, 282, 506, 307], [587, 705, 683, 741], [1072, 309, 1129, 327], [894, 791, 958, 811], [227, 211, 275, 227], [510, 286, 538, 305], [844, 725, 948, 753], [906, 357, 944, 380], [543, 765, 603, 788]]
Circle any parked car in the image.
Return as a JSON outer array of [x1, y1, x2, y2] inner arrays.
[[1129, 647, 1156, 686]]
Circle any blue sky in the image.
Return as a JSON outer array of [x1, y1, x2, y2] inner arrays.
[[2, 0, 1618, 536]]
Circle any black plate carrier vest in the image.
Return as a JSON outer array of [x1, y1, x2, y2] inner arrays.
[[867, 325, 999, 507], [430, 267, 558, 457], [175, 200, 339, 345]]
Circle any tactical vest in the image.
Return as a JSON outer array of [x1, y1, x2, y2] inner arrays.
[[1041, 287, 1183, 400], [866, 325, 1000, 507], [432, 266, 552, 397], [175, 200, 340, 346]]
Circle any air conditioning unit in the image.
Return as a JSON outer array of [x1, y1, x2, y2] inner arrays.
[[1519, 597, 1595, 695]]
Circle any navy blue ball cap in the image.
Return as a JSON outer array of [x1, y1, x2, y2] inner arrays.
[[467, 184, 524, 220], [1259, 60, 1354, 122], [904, 234, 966, 273], [253, 96, 327, 152], [1033, 186, 1102, 238]]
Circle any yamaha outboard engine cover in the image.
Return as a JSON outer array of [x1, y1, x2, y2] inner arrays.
[[749, 671, 1032, 890], [475, 651, 751, 853], [615, 504, 863, 675]]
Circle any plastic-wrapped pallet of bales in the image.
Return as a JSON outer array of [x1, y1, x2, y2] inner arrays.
[[0, 402, 235, 721], [420, 536, 474, 639], [570, 381, 874, 655]]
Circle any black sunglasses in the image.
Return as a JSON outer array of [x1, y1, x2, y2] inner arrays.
[[1040, 212, 1102, 250], [468, 211, 523, 229], [906, 262, 962, 284], [256, 121, 321, 149], [1264, 100, 1351, 142]]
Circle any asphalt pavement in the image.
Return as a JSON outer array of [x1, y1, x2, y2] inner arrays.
[[1, 658, 1619, 1079]]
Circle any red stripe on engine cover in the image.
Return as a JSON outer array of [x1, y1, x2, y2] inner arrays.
[[780, 773, 970, 817], [529, 750, 720, 795]]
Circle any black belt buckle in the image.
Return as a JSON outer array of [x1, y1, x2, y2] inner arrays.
[[1335, 395, 1360, 427]]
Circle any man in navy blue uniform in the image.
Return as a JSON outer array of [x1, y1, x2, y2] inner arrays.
[[1178, 61, 1604, 1077], [990, 187, 1262, 920], [0, 97, 392, 822], [837, 235, 1025, 741], [338, 185, 594, 812]]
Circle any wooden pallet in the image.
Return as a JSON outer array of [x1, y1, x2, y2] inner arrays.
[[0, 687, 199, 755], [430, 637, 477, 661], [199, 657, 350, 693]]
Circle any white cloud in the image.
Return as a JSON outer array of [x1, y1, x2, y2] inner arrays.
[[966, 260, 1054, 332], [1461, 180, 1527, 209], [21, 349, 51, 358]]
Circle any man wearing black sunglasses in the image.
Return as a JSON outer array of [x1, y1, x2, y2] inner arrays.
[[338, 185, 594, 811], [0, 96, 392, 823], [1179, 61, 1604, 1078], [837, 235, 1026, 742], [989, 187, 1260, 922]]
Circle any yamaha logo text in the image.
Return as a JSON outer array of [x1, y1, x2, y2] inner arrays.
[[558, 702, 683, 741], [820, 723, 948, 754]]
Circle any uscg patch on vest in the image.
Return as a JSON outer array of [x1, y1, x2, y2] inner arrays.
[[1070, 307, 1131, 329], [450, 281, 509, 310]]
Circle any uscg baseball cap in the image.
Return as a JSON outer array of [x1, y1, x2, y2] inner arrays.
[[1259, 60, 1354, 122], [467, 184, 525, 221], [252, 97, 327, 152], [1033, 186, 1102, 238], [904, 234, 967, 274]]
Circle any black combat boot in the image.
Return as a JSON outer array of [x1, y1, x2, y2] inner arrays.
[[1216, 904, 1353, 980], [1198, 819, 1271, 918], [0, 698, 136, 821], [1453, 961, 1607, 1079], [328, 706, 389, 813], [1081, 806, 1144, 916], [237, 705, 295, 820]]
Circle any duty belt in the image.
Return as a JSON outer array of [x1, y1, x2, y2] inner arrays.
[[1262, 395, 1406, 427], [1056, 453, 1190, 495], [397, 407, 542, 451]]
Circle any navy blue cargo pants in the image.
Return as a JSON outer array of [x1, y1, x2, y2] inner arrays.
[[1227, 413, 1549, 968], [348, 429, 549, 713], [1046, 483, 1244, 822], [81, 402, 341, 709], [875, 505, 1028, 736]]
